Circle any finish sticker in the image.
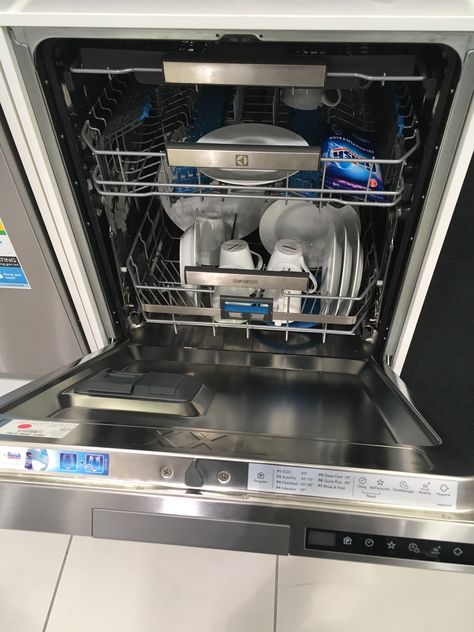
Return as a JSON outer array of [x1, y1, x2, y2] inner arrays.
[[0, 446, 109, 476], [0, 420, 78, 439], [0, 217, 30, 289]]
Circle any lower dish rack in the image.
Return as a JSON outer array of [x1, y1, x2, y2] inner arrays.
[[126, 201, 380, 338]]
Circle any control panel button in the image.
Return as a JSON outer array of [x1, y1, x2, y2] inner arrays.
[[306, 529, 473, 566]]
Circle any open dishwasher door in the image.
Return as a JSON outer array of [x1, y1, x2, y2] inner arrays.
[[0, 326, 472, 570]]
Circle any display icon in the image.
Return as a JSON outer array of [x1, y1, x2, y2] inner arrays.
[[364, 538, 375, 548], [60, 452, 78, 471], [85, 454, 105, 473], [342, 536, 353, 546], [408, 543, 420, 554], [387, 541, 396, 550], [453, 547, 463, 557]]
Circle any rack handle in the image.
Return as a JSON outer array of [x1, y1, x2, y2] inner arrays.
[[162, 61, 326, 87], [166, 143, 320, 172], [185, 267, 309, 291]]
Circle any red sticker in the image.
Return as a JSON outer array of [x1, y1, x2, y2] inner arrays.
[[17, 423, 32, 429]]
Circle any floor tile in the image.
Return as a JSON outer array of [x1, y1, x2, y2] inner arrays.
[[46, 537, 276, 632], [0, 529, 70, 632], [277, 556, 474, 632]]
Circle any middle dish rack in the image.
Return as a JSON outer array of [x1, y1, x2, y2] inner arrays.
[[82, 76, 420, 208]]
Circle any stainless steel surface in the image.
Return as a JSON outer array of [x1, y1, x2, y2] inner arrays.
[[162, 61, 327, 87], [184, 268, 309, 291], [166, 143, 320, 171], [0, 341, 469, 475], [0, 338, 471, 569], [92, 509, 291, 554], [0, 112, 86, 375]]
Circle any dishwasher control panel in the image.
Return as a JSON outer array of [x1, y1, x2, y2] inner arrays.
[[306, 529, 474, 566]]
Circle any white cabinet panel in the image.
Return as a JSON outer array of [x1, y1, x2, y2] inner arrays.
[[277, 556, 474, 632]]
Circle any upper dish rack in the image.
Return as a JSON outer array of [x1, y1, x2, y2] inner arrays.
[[82, 76, 420, 208]]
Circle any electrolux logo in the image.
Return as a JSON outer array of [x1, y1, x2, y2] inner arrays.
[[7, 451, 22, 460]]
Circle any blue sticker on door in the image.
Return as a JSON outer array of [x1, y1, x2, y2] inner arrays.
[[0, 217, 30, 289]]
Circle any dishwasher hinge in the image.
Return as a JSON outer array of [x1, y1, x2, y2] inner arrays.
[[384, 354, 393, 367]]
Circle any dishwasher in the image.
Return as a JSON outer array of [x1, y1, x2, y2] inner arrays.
[[0, 23, 472, 572]]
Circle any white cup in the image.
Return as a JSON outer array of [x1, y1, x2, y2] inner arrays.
[[281, 87, 341, 111], [219, 239, 263, 270], [265, 239, 317, 326], [212, 241, 263, 323], [194, 216, 227, 266]]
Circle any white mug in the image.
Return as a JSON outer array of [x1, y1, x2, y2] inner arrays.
[[219, 239, 263, 270], [266, 239, 317, 326], [281, 87, 341, 111], [213, 241, 263, 323]]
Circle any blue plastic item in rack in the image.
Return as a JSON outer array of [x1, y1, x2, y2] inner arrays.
[[288, 171, 321, 198]]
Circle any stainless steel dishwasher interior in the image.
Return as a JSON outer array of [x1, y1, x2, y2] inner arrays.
[[3, 333, 439, 453]]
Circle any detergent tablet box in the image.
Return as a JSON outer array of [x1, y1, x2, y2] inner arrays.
[[321, 129, 385, 202]]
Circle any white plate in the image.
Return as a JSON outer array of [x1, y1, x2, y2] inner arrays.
[[332, 225, 352, 316], [158, 164, 268, 238], [179, 226, 197, 303], [342, 247, 364, 317], [319, 228, 342, 316], [259, 200, 336, 268], [197, 124, 308, 186], [338, 205, 362, 317]]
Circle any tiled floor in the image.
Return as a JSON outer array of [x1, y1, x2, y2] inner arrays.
[[1, 377, 474, 631], [0, 530, 70, 632], [46, 538, 276, 632], [277, 555, 474, 632]]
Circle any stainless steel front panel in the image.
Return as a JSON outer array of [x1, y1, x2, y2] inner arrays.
[[92, 509, 291, 554]]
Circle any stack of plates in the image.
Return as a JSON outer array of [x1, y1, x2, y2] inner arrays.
[[259, 201, 363, 319]]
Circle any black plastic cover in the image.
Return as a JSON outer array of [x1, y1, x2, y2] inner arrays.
[[75, 370, 203, 403]]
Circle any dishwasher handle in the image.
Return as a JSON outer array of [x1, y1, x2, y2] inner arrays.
[[166, 143, 320, 172], [162, 60, 326, 87]]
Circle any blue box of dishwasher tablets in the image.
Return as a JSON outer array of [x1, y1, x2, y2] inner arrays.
[[321, 129, 385, 202]]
